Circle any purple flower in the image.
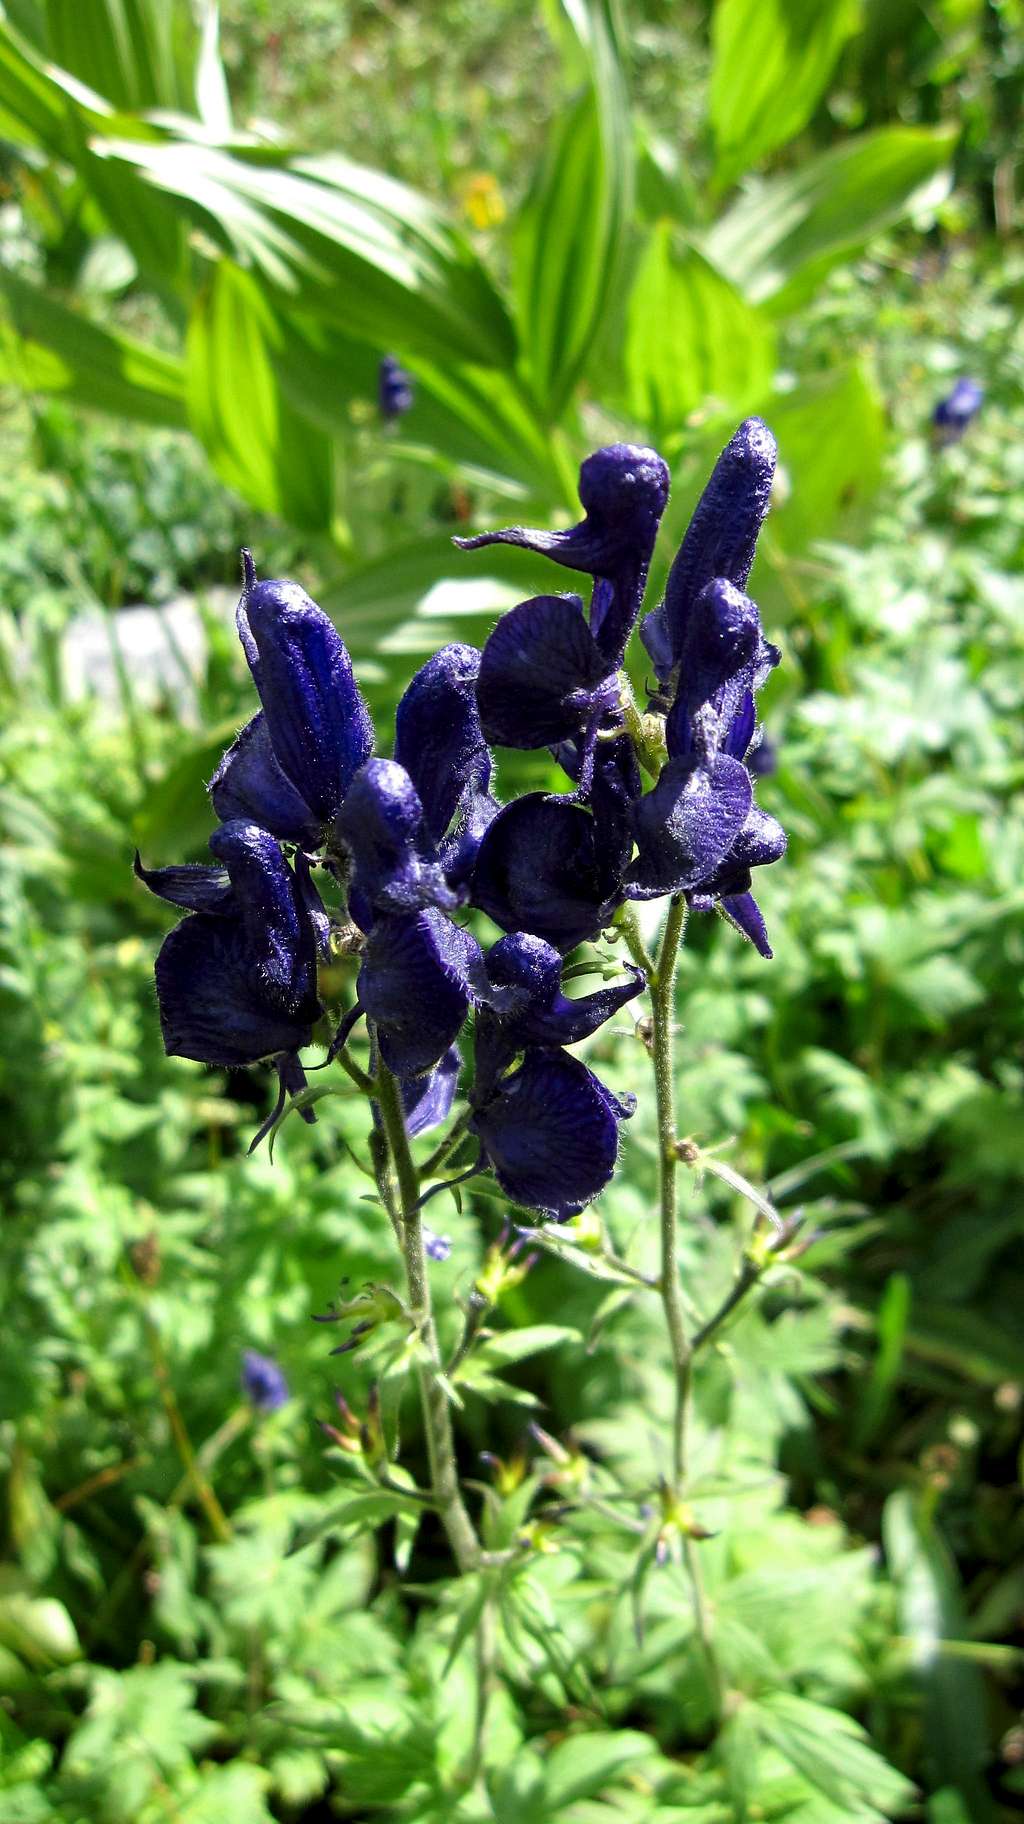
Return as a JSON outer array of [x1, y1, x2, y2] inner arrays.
[[423, 1227, 452, 1261], [402, 1047, 461, 1137], [210, 553, 374, 847], [456, 443, 670, 667], [241, 1348, 290, 1411], [379, 354, 414, 420], [472, 931, 643, 1094], [932, 377, 983, 444], [470, 1048, 634, 1220], [135, 820, 324, 1137], [640, 418, 776, 686]]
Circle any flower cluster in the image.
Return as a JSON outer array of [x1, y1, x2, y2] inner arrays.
[[137, 420, 784, 1217]]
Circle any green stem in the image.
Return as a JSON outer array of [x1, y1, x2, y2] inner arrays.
[[648, 896, 725, 1723], [651, 895, 689, 1488], [373, 1061, 480, 1575]]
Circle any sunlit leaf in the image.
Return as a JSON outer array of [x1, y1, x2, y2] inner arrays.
[[0, 268, 187, 428], [706, 125, 956, 311], [710, 0, 860, 190]]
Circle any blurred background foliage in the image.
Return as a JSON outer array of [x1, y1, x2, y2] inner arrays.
[[1, 1, 1023, 1820]]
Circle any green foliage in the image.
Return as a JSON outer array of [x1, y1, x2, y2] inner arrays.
[[1, 5, 1023, 1821]]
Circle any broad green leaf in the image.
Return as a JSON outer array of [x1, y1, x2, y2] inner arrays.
[[624, 227, 775, 443], [0, 269, 187, 428], [515, 3, 631, 417], [709, 0, 860, 191], [542, 1729, 654, 1807], [761, 362, 886, 560], [92, 136, 518, 368], [186, 261, 335, 533], [43, 0, 200, 113], [466, 1324, 581, 1368], [706, 125, 956, 311], [0, 17, 113, 158], [755, 1691, 915, 1814], [884, 1491, 996, 1822], [853, 1270, 910, 1448]]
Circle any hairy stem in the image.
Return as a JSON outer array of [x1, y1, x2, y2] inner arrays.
[[648, 897, 724, 1721], [651, 894, 690, 1487], [373, 1061, 480, 1575]]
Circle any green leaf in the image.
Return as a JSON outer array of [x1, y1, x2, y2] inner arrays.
[[624, 228, 775, 443], [468, 1324, 581, 1367], [542, 1729, 654, 1807], [853, 1270, 911, 1448], [186, 261, 335, 532], [884, 1491, 995, 1822], [709, 0, 860, 191], [754, 1691, 915, 1815], [92, 136, 518, 368], [706, 125, 956, 312], [43, 0, 201, 113], [0, 270, 187, 429], [761, 362, 886, 559], [515, 3, 631, 417]]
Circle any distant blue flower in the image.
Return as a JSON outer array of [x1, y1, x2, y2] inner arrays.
[[135, 820, 324, 1140], [423, 1227, 452, 1261], [932, 378, 983, 444], [210, 552, 374, 848], [379, 354, 414, 420], [241, 1348, 290, 1411]]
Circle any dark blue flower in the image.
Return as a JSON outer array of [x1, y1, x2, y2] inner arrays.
[[470, 791, 625, 952], [136, 820, 323, 1071], [626, 752, 754, 900], [379, 354, 414, 420], [476, 593, 621, 751], [336, 758, 464, 922], [393, 642, 497, 880], [472, 931, 643, 1093], [932, 377, 983, 444], [402, 1046, 461, 1137], [470, 1048, 633, 1220], [210, 553, 374, 846], [241, 1348, 290, 1411], [456, 443, 670, 664], [356, 907, 481, 1079], [641, 418, 776, 685]]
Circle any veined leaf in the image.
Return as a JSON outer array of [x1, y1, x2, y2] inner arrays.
[[186, 261, 335, 532], [90, 137, 518, 368], [0, 16, 113, 158], [624, 227, 775, 443], [706, 125, 956, 311], [0, 269, 187, 428], [755, 1691, 915, 1814], [515, 2, 631, 418], [43, 0, 201, 113], [710, 0, 860, 191]]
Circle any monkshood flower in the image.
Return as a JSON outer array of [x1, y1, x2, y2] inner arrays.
[[464, 933, 641, 1217], [932, 377, 983, 445], [379, 353, 414, 420], [332, 646, 493, 1079], [209, 552, 374, 851], [241, 1348, 290, 1411], [640, 418, 776, 687], [471, 1050, 635, 1221], [624, 425, 786, 955], [135, 819, 324, 1141], [456, 443, 670, 712]]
